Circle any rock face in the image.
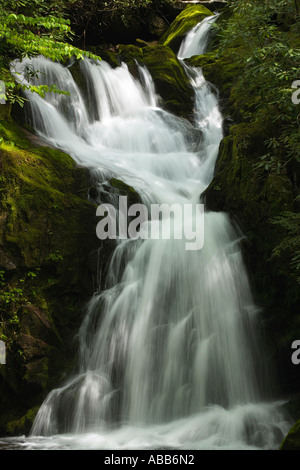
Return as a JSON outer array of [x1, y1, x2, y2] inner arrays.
[[199, 54, 300, 402], [0, 109, 143, 435], [280, 419, 300, 450], [0, 114, 101, 435]]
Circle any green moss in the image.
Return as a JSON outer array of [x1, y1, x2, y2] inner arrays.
[[108, 178, 141, 205], [280, 420, 300, 450], [203, 108, 298, 398], [0, 123, 96, 269], [3, 154, 94, 299], [5, 405, 40, 436], [86, 46, 120, 68], [185, 49, 246, 120], [118, 44, 143, 62], [0, 120, 34, 149], [0, 103, 11, 121], [0, 118, 101, 435], [204, 121, 295, 245], [159, 5, 213, 53]]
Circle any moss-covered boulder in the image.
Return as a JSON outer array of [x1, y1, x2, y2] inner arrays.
[[159, 5, 213, 53], [107, 178, 141, 206], [204, 121, 294, 221], [0, 113, 102, 435], [184, 50, 245, 122], [203, 111, 300, 389], [202, 113, 299, 402], [280, 420, 300, 450], [88, 177, 141, 207], [118, 44, 194, 119], [0, 103, 150, 436]]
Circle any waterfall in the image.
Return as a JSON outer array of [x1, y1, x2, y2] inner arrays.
[[10, 14, 290, 450], [178, 13, 218, 59]]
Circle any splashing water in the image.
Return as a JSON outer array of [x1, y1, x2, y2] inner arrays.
[[5, 14, 291, 450]]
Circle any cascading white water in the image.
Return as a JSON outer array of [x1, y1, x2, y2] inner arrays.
[[178, 13, 218, 59], [7, 14, 291, 450]]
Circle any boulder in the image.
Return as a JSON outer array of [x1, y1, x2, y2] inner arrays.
[[159, 5, 213, 53], [0, 116, 101, 435], [118, 44, 194, 120], [280, 420, 300, 450]]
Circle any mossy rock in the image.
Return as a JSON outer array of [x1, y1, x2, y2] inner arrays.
[[108, 178, 141, 206], [0, 118, 104, 435], [280, 420, 300, 450], [118, 44, 194, 119], [1, 405, 40, 437], [88, 177, 141, 207], [204, 121, 294, 225], [0, 103, 11, 122], [282, 396, 300, 423], [203, 118, 299, 397], [0, 134, 95, 271], [185, 50, 239, 94], [118, 44, 143, 64], [85, 46, 120, 69], [185, 50, 245, 121], [159, 5, 213, 53]]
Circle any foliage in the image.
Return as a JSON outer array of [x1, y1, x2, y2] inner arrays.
[[0, 0, 101, 106], [0, 269, 42, 321], [217, 0, 300, 169], [215, 0, 300, 284], [0, 0, 177, 104], [47, 250, 64, 263], [0, 269, 25, 353], [63, 0, 177, 44], [271, 207, 300, 283]]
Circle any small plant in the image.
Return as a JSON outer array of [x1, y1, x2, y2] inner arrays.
[[0, 285, 26, 307], [27, 270, 37, 279], [47, 250, 64, 263], [0, 270, 5, 286]]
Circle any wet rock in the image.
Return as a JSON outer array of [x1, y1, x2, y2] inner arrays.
[[118, 44, 194, 120], [159, 5, 213, 53], [280, 420, 300, 450]]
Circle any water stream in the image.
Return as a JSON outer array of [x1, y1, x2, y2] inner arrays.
[[3, 14, 291, 450]]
